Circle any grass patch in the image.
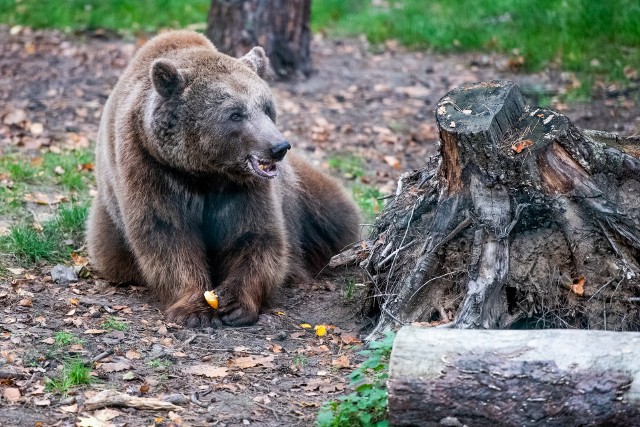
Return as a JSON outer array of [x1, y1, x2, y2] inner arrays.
[[352, 184, 383, 221], [293, 354, 309, 369], [54, 331, 84, 347], [327, 155, 365, 180], [45, 359, 93, 394], [0, 0, 210, 32], [56, 203, 90, 234], [147, 358, 172, 370], [317, 331, 395, 427], [0, 149, 92, 267], [327, 155, 384, 221], [312, 0, 640, 95], [101, 316, 128, 331], [2, 225, 58, 263], [0, 200, 89, 265], [343, 278, 356, 302]]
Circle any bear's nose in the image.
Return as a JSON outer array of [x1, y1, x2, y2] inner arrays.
[[270, 141, 291, 161]]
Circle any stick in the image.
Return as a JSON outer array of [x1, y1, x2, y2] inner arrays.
[[84, 389, 183, 411]]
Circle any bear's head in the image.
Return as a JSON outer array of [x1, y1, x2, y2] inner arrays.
[[143, 46, 290, 183]]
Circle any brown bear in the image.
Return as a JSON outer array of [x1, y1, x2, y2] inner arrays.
[[86, 30, 361, 328]]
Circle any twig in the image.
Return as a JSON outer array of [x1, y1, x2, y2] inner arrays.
[[85, 389, 182, 411], [377, 240, 417, 269], [254, 401, 280, 421], [430, 215, 474, 254], [587, 278, 614, 302], [91, 349, 114, 363], [498, 203, 529, 239], [0, 371, 27, 380], [386, 202, 417, 283], [190, 392, 208, 408], [409, 270, 463, 302]]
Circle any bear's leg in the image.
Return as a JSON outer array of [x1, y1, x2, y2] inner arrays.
[[294, 167, 362, 273], [114, 185, 216, 328], [87, 198, 142, 284], [215, 238, 287, 326]]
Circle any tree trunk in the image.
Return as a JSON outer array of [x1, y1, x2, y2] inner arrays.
[[206, 0, 312, 79], [388, 326, 640, 427], [332, 80, 640, 336]]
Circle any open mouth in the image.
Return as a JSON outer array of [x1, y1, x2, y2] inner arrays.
[[248, 155, 279, 179]]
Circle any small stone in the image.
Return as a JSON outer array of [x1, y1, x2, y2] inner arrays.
[[274, 331, 288, 341], [440, 416, 463, 426], [50, 264, 78, 285], [163, 393, 187, 404]]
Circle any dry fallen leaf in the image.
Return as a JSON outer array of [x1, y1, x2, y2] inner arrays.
[[18, 298, 32, 307], [125, 350, 141, 360], [230, 355, 275, 369], [340, 333, 361, 345], [182, 364, 229, 378], [3, 387, 20, 403], [331, 355, 351, 369], [59, 403, 78, 413], [299, 323, 312, 329], [383, 155, 401, 170], [100, 362, 131, 373], [84, 329, 107, 335]]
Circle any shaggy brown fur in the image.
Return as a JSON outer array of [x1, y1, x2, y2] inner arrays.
[[87, 31, 361, 327]]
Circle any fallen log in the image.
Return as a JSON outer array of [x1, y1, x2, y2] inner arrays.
[[333, 80, 640, 336], [388, 326, 640, 426]]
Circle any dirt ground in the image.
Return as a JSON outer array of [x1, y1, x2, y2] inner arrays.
[[0, 26, 639, 426]]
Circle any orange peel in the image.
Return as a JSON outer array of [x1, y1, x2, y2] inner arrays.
[[203, 290, 219, 310]]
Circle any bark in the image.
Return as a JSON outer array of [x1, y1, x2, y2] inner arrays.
[[333, 80, 640, 336], [388, 326, 640, 427], [206, 0, 312, 79]]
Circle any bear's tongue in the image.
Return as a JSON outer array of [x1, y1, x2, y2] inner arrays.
[[249, 156, 278, 178]]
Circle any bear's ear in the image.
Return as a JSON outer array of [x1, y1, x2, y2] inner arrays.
[[151, 59, 185, 98], [240, 46, 272, 80]]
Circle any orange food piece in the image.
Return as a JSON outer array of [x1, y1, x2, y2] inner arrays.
[[570, 276, 586, 296], [203, 290, 219, 310], [511, 139, 534, 154]]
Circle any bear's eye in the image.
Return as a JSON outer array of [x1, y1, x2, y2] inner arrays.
[[229, 112, 244, 122]]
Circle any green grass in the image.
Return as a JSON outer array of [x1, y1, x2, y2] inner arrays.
[[54, 331, 84, 347], [147, 358, 172, 370], [293, 354, 309, 369], [45, 359, 93, 394], [344, 278, 356, 302], [0, 200, 89, 265], [0, 1, 635, 93], [3, 225, 58, 263], [0, 0, 210, 32], [327, 154, 384, 220], [101, 316, 128, 331], [0, 149, 92, 266], [312, 0, 640, 95], [317, 331, 395, 427]]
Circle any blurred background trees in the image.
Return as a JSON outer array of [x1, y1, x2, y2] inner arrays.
[[0, 0, 638, 92], [206, 0, 312, 79]]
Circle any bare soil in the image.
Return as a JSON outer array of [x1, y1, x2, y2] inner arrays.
[[0, 27, 639, 426]]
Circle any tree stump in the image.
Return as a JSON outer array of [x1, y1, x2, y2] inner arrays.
[[388, 326, 640, 426], [206, 0, 312, 79], [333, 80, 640, 335]]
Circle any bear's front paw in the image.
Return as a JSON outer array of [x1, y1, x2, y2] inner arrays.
[[165, 297, 217, 328], [220, 306, 260, 326]]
